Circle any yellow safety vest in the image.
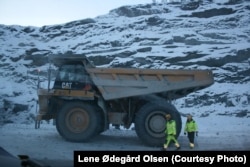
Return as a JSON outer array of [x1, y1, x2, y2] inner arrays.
[[185, 120, 198, 132], [165, 120, 176, 135]]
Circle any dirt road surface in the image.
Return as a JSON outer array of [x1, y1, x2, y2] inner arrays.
[[0, 116, 249, 167]]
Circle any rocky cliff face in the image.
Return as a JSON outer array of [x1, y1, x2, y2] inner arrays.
[[0, 1, 249, 124]]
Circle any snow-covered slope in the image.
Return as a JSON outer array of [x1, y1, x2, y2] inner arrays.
[[0, 1, 249, 124]]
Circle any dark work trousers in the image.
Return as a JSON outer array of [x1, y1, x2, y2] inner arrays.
[[187, 132, 195, 143]]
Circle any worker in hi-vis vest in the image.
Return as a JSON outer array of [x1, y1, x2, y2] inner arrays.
[[163, 114, 181, 150], [184, 114, 198, 148]]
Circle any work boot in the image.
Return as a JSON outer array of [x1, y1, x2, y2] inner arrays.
[[175, 143, 181, 150], [161, 144, 168, 151], [190, 143, 195, 149]]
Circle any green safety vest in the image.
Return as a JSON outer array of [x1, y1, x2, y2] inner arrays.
[[185, 120, 198, 132], [165, 120, 176, 135]]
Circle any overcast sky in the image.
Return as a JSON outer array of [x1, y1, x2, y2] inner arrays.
[[0, 0, 152, 27]]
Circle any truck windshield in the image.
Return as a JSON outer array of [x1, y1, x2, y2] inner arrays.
[[54, 64, 92, 90], [58, 64, 86, 82]]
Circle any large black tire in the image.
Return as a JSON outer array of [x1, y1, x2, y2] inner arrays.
[[134, 102, 182, 147], [56, 102, 101, 142]]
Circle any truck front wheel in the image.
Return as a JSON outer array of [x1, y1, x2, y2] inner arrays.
[[56, 102, 100, 142], [134, 102, 182, 147]]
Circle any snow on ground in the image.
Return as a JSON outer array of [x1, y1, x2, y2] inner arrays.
[[0, 115, 249, 161]]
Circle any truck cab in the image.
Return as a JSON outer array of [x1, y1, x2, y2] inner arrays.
[[53, 63, 93, 91]]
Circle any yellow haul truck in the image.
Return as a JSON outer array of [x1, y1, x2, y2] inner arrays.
[[35, 55, 214, 146]]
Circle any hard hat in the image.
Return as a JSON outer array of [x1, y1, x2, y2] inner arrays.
[[165, 114, 171, 119], [187, 114, 192, 119]]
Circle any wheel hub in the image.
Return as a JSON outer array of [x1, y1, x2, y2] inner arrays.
[[146, 112, 166, 138], [66, 108, 89, 133]]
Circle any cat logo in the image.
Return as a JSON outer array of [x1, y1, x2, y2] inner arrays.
[[62, 82, 72, 89]]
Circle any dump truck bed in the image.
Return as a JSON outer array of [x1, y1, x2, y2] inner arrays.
[[86, 67, 214, 100]]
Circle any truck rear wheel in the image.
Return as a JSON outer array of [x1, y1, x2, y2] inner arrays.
[[56, 102, 100, 142], [134, 102, 182, 147]]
